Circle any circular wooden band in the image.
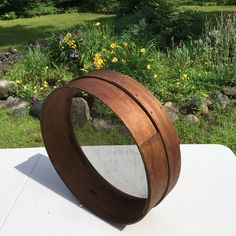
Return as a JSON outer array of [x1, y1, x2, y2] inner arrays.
[[40, 70, 181, 224]]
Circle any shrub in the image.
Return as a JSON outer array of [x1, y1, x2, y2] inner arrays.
[[1, 11, 17, 20], [4, 50, 72, 101], [23, 2, 58, 17]]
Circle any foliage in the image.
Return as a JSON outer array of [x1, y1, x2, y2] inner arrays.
[[1, 11, 16, 20], [0, 104, 235, 153], [43, 13, 236, 105], [23, 2, 59, 18], [4, 50, 72, 101], [175, 104, 236, 154]]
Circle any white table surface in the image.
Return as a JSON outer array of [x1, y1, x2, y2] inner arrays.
[[0, 144, 235, 236]]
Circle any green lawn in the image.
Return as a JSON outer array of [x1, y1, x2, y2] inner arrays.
[[0, 105, 235, 154], [182, 5, 236, 12], [0, 13, 113, 51]]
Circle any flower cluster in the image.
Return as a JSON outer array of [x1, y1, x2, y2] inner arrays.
[[59, 32, 82, 60], [93, 53, 104, 69]]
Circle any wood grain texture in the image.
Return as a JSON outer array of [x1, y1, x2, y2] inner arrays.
[[40, 70, 181, 224]]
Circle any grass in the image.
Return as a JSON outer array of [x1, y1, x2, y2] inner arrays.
[[0, 105, 235, 154], [0, 13, 113, 51], [0, 108, 43, 148], [175, 104, 236, 154], [182, 6, 236, 12]]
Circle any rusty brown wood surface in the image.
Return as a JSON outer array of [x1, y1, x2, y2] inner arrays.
[[40, 70, 181, 224]]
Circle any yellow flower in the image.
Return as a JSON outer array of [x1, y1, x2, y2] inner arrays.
[[122, 58, 126, 64], [123, 42, 128, 47], [140, 48, 146, 53], [112, 57, 118, 63], [181, 74, 189, 80], [82, 91, 88, 97], [23, 85, 27, 91], [16, 80, 21, 84], [102, 48, 107, 52], [110, 43, 118, 49], [43, 81, 48, 88], [45, 66, 49, 70], [147, 64, 151, 70], [154, 74, 158, 79], [93, 53, 104, 69], [95, 22, 101, 26]]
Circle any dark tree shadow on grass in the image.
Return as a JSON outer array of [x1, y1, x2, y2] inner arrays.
[[0, 15, 115, 51]]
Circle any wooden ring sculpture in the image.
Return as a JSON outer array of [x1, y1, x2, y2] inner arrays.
[[40, 70, 181, 224]]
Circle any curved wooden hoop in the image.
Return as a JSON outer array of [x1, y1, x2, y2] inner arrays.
[[40, 70, 181, 224]]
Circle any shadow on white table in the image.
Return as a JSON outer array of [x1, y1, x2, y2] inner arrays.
[[0, 144, 235, 236]]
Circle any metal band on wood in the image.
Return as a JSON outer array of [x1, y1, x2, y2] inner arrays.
[[40, 70, 181, 224]]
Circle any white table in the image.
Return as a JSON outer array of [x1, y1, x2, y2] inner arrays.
[[0, 145, 235, 236]]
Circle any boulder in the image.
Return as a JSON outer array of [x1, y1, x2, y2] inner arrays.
[[29, 100, 44, 119], [183, 114, 199, 123], [212, 92, 230, 109], [199, 98, 209, 115], [92, 118, 114, 131], [71, 97, 91, 127], [4, 96, 28, 110], [181, 97, 209, 115], [222, 86, 236, 97], [164, 102, 179, 122], [0, 80, 17, 99]]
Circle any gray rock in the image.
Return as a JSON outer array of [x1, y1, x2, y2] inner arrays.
[[92, 118, 114, 131], [4, 96, 28, 110], [166, 110, 179, 122], [29, 100, 43, 119], [217, 92, 230, 109], [181, 97, 209, 115], [0, 80, 17, 99], [183, 114, 199, 123], [199, 98, 209, 115], [0, 61, 11, 73], [222, 86, 236, 97], [164, 102, 179, 122], [13, 108, 29, 117], [71, 97, 91, 127]]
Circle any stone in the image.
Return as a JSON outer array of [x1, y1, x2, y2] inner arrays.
[[71, 97, 91, 127], [0, 61, 11, 73], [28, 40, 43, 51], [183, 114, 199, 123], [92, 118, 114, 131], [181, 97, 209, 115], [222, 86, 236, 97], [4, 96, 28, 110], [166, 110, 179, 122], [12, 108, 29, 117], [164, 102, 179, 122], [199, 98, 209, 115], [214, 92, 230, 109], [0, 80, 17, 99], [29, 100, 44, 119]]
